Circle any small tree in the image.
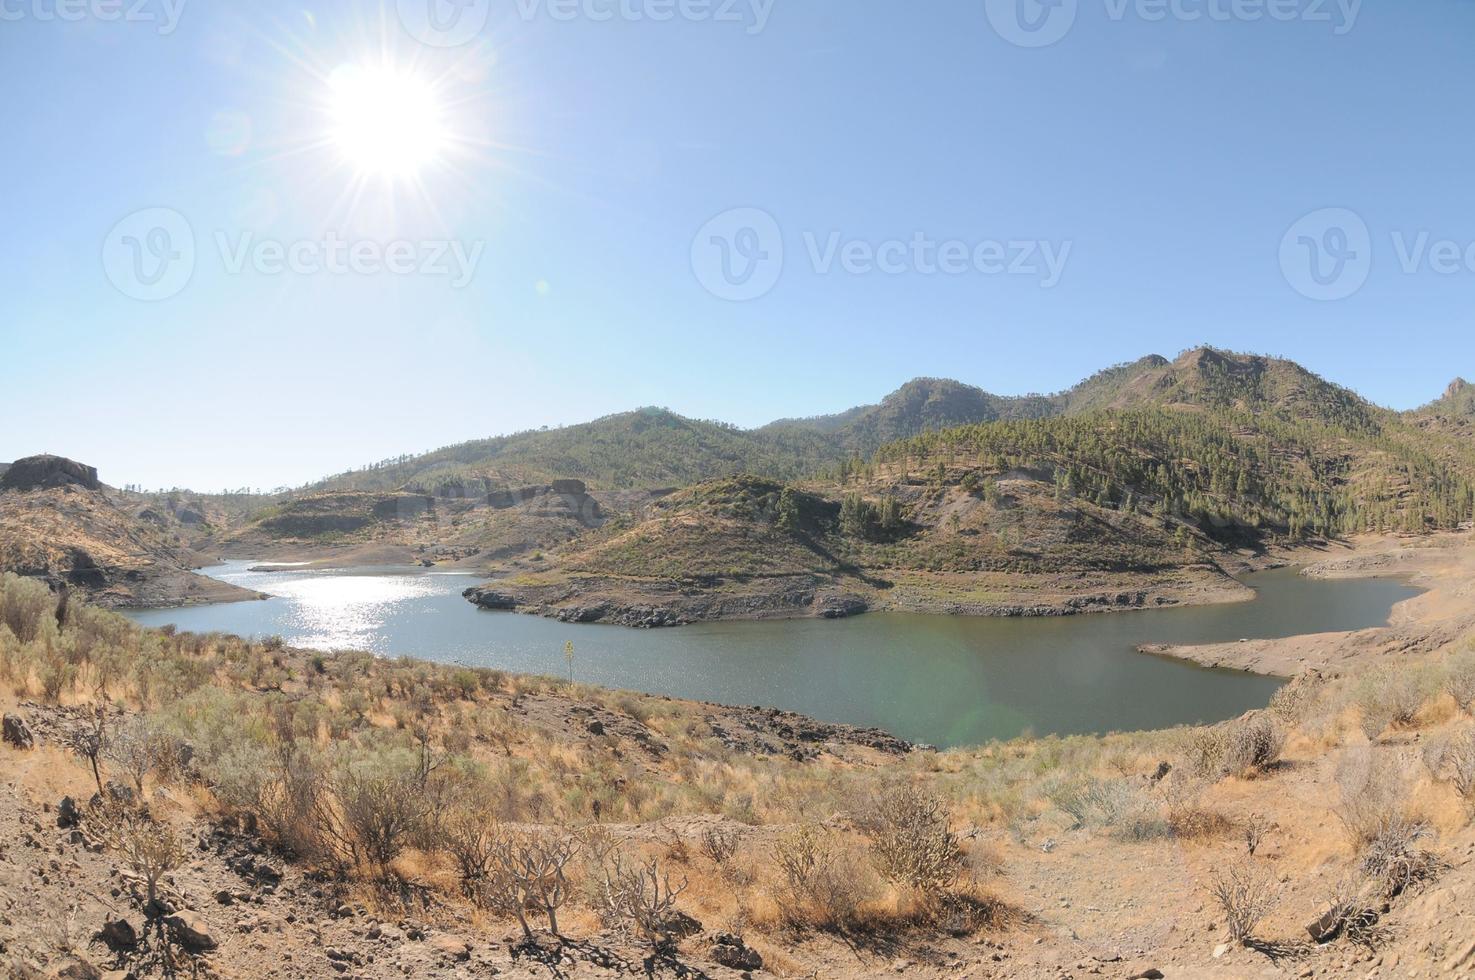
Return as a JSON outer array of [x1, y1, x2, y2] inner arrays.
[[104, 716, 168, 796], [70, 706, 108, 796]]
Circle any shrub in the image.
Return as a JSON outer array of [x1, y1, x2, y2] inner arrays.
[[1209, 860, 1279, 944], [1359, 818, 1445, 899], [1188, 715, 1284, 780], [1048, 777, 1167, 841], [858, 787, 962, 901], [486, 830, 583, 939], [1355, 666, 1437, 739], [1334, 750, 1407, 849], [596, 852, 690, 951], [1423, 726, 1475, 805], [438, 806, 499, 901], [1445, 649, 1475, 714], [698, 825, 740, 866], [91, 801, 190, 912], [772, 825, 874, 931], [331, 750, 431, 879]]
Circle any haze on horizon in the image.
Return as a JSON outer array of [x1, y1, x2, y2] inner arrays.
[[4, 0, 1475, 491]]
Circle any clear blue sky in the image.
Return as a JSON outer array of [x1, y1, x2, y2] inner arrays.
[[2, 0, 1473, 491]]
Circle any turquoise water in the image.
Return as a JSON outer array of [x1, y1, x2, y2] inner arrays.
[[126, 563, 1419, 748]]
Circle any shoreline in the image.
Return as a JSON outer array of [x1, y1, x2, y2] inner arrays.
[[1135, 532, 1471, 677]]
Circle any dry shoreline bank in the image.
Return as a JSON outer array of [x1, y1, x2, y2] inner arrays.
[[1139, 533, 1470, 677]]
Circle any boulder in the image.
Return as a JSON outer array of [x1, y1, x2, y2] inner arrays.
[[57, 796, 80, 829], [551, 479, 588, 495], [466, 589, 518, 611], [97, 917, 140, 950], [0, 455, 101, 493], [48, 960, 102, 980], [165, 911, 217, 952], [711, 934, 762, 971], [430, 935, 472, 961], [2, 713, 35, 750], [585, 719, 606, 736]]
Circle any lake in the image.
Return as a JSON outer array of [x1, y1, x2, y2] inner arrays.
[[125, 562, 1420, 748]]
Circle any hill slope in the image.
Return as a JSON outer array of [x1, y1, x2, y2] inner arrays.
[[0, 456, 259, 607]]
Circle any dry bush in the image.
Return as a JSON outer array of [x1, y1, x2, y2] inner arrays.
[[1445, 649, 1475, 714], [437, 806, 499, 901], [1316, 875, 1388, 948], [1047, 777, 1168, 841], [1359, 818, 1445, 899], [698, 825, 740, 866], [1209, 860, 1280, 944], [1163, 773, 1233, 841], [1268, 672, 1325, 726], [596, 851, 690, 951], [858, 787, 962, 902], [1355, 667, 1436, 739], [90, 801, 190, 912], [103, 716, 177, 795], [333, 759, 431, 878], [1243, 813, 1270, 856], [1334, 751, 1408, 849], [486, 830, 583, 939], [1190, 714, 1285, 780], [1423, 726, 1475, 805], [772, 825, 874, 931]]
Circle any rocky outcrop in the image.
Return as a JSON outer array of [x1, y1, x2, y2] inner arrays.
[[3, 714, 35, 750], [0, 455, 100, 493]]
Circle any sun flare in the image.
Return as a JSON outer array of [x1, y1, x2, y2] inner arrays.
[[327, 64, 447, 179]]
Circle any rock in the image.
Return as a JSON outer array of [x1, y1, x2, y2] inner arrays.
[[1127, 970, 1164, 980], [711, 934, 763, 971], [430, 935, 472, 961], [48, 960, 101, 980], [585, 719, 605, 736], [165, 911, 217, 952], [1, 455, 101, 493], [57, 795, 80, 829], [98, 918, 139, 950], [466, 588, 519, 611], [551, 479, 587, 495], [2, 713, 35, 750], [1212, 942, 1232, 959]]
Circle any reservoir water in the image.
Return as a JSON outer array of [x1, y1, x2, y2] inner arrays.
[[126, 562, 1419, 748]]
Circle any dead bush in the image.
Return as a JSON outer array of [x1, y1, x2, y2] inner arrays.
[[331, 754, 431, 879], [772, 825, 874, 931], [438, 806, 499, 901], [1048, 777, 1168, 841], [698, 825, 740, 866], [1423, 726, 1475, 804], [1185, 715, 1282, 781], [1209, 860, 1280, 944], [1359, 818, 1446, 899], [1163, 773, 1233, 841], [596, 851, 690, 951], [1356, 667, 1436, 739], [1445, 649, 1475, 713], [90, 801, 190, 913], [1334, 750, 1408, 849], [103, 716, 175, 795], [486, 830, 582, 939]]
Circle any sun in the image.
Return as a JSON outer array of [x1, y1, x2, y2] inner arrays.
[[327, 64, 447, 179]]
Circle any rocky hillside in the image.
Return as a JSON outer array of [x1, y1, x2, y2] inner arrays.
[[0, 455, 258, 608], [467, 471, 1251, 627], [222, 481, 660, 567]]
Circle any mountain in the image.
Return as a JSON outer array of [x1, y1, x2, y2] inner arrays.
[[313, 408, 840, 495], [1413, 378, 1475, 421], [760, 378, 1058, 454], [0, 455, 259, 607]]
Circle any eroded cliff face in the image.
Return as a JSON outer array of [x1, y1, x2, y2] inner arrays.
[[0, 455, 101, 493], [0, 455, 259, 607]]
